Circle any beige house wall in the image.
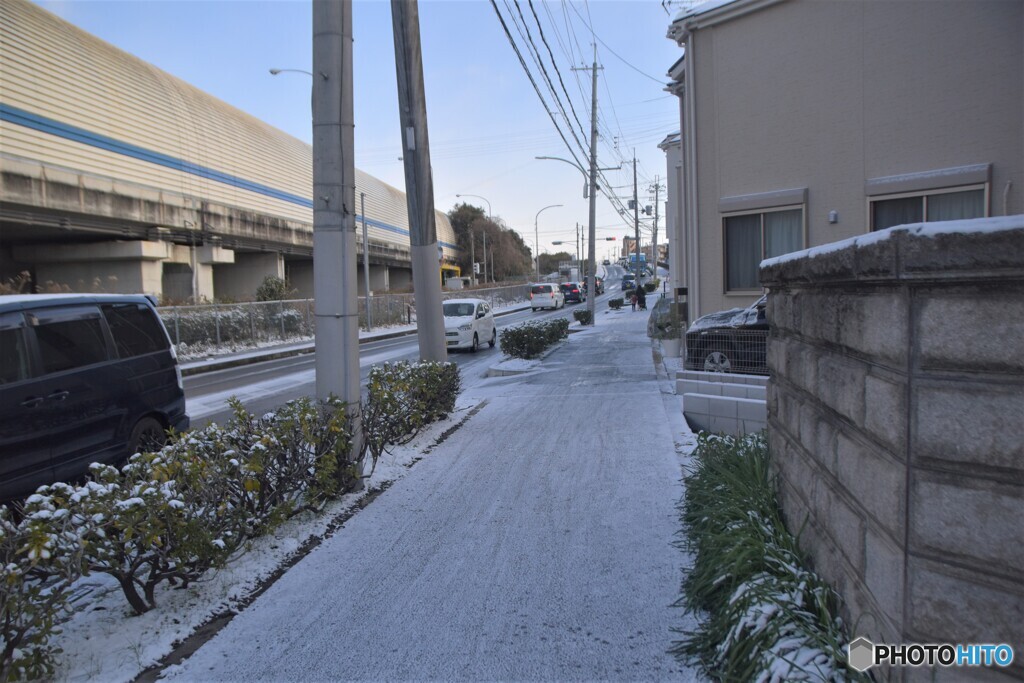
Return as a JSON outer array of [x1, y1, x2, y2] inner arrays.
[[674, 0, 1024, 317]]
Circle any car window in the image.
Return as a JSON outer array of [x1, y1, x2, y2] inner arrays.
[[443, 302, 475, 317], [102, 303, 169, 358], [532, 285, 551, 294], [0, 327, 31, 384], [34, 316, 109, 375]]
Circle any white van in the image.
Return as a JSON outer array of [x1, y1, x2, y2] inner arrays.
[[530, 283, 564, 311]]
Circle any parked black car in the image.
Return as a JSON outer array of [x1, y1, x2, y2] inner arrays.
[[0, 294, 189, 502], [684, 295, 769, 375], [560, 282, 586, 304]]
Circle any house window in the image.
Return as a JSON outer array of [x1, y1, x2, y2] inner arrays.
[[871, 186, 986, 232], [725, 208, 803, 291]]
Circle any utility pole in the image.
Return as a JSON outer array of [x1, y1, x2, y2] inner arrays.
[[482, 232, 488, 283], [469, 229, 476, 286], [572, 48, 602, 324], [633, 152, 641, 282], [361, 192, 372, 331], [576, 223, 581, 267], [391, 0, 446, 361], [649, 177, 663, 273], [312, 0, 361, 466]]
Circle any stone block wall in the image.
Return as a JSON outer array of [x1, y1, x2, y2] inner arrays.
[[760, 218, 1024, 681]]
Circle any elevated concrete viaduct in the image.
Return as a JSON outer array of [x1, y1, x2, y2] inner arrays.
[[0, 0, 457, 302]]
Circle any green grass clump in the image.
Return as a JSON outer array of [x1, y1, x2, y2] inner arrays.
[[673, 432, 867, 682]]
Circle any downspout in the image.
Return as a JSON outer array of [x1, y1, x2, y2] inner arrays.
[[684, 34, 700, 319]]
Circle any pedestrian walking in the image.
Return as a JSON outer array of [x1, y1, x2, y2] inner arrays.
[[635, 285, 647, 311], [630, 290, 638, 311]]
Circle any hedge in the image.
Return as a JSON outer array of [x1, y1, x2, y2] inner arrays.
[[1, 361, 461, 681], [498, 318, 569, 359]]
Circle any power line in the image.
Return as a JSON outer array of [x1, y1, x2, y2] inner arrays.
[[568, 1, 667, 85]]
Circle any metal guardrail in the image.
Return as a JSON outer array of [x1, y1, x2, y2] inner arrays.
[[158, 283, 531, 357]]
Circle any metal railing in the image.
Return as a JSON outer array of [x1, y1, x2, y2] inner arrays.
[[158, 283, 531, 358]]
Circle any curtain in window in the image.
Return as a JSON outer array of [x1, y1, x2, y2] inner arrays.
[[725, 214, 761, 290], [927, 189, 985, 222], [764, 209, 803, 258], [873, 196, 923, 231]]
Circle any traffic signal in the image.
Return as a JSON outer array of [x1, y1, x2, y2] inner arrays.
[[473, 262, 480, 274]]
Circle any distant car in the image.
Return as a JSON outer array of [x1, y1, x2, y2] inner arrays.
[[0, 294, 189, 503], [684, 295, 768, 375], [621, 273, 636, 290], [560, 282, 586, 304], [530, 283, 564, 311], [602, 259, 610, 265], [443, 298, 496, 352], [581, 277, 603, 296]]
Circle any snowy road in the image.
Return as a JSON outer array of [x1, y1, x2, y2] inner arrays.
[[161, 302, 700, 682]]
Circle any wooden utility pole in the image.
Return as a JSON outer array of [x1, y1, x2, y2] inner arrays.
[[312, 0, 362, 463], [391, 0, 446, 361]]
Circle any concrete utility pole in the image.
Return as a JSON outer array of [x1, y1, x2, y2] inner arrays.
[[391, 0, 446, 361], [572, 50, 602, 324], [469, 229, 476, 285], [312, 0, 362, 461], [361, 192, 372, 331], [633, 152, 641, 281], [649, 177, 663, 273], [482, 232, 488, 283]]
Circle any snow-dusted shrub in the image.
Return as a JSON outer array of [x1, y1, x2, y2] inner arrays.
[[572, 309, 593, 326], [362, 361, 461, 464], [673, 432, 865, 682], [498, 319, 569, 359], [1, 502, 84, 682], [31, 464, 231, 616], [9, 397, 355, 618], [608, 297, 624, 310], [222, 396, 355, 522]]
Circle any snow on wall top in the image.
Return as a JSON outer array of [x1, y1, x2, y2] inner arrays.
[[760, 215, 1024, 270]]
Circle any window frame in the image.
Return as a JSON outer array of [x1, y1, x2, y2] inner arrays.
[[867, 183, 989, 232], [721, 204, 806, 296]]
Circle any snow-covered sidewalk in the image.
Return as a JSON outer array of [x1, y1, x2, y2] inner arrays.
[[48, 302, 703, 682]]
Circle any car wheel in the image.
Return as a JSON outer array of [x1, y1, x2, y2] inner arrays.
[[489, 328, 497, 347], [532, 307, 538, 312], [128, 416, 165, 457], [703, 347, 733, 373], [471, 333, 479, 353]]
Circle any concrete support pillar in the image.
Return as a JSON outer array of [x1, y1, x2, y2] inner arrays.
[[287, 260, 315, 298], [213, 252, 285, 301], [13, 240, 171, 297], [387, 266, 412, 291], [369, 266, 389, 292]]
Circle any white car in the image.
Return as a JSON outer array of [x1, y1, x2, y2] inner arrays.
[[443, 298, 496, 352], [530, 283, 564, 311]]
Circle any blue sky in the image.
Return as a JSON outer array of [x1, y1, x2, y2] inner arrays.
[[35, 0, 683, 261]]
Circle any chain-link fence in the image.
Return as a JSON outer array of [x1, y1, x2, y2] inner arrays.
[[683, 328, 769, 376], [159, 283, 531, 359]]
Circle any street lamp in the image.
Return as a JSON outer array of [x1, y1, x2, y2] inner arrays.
[[534, 204, 562, 280], [455, 194, 492, 285], [536, 156, 620, 323], [269, 67, 328, 80], [454, 193, 492, 219]]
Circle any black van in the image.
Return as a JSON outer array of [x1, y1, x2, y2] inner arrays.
[[0, 294, 189, 502]]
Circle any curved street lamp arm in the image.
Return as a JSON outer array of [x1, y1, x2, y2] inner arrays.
[[269, 68, 328, 80]]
